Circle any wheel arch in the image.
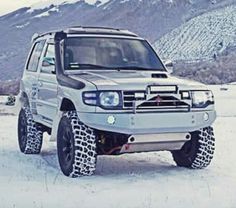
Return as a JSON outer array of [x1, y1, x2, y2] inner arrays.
[[60, 98, 76, 111], [19, 91, 30, 107], [51, 98, 77, 142]]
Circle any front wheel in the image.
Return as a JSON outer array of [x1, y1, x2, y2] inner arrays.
[[171, 127, 215, 169], [57, 111, 97, 177]]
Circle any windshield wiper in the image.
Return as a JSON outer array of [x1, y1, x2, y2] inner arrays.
[[117, 66, 162, 71], [68, 63, 111, 70]]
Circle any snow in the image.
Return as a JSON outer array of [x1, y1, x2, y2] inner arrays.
[[16, 22, 30, 29], [154, 5, 236, 61], [34, 7, 59, 18], [0, 85, 236, 207], [28, 0, 110, 13], [0, 96, 8, 103]]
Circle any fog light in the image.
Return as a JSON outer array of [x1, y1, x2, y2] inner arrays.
[[107, 115, 116, 125], [203, 112, 209, 121]]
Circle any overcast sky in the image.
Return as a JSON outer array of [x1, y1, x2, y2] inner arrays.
[[0, 0, 41, 15]]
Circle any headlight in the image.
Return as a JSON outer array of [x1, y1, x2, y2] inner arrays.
[[100, 92, 120, 107], [82, 91, 121, 108], [191, 91, 214, 108]]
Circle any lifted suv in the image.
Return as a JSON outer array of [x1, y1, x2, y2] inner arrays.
[[18, 27, 216, 177]]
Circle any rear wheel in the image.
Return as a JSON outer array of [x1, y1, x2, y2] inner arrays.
[[171, 127, 215, 169], [57, 111, 97, 177], [18, 108, 43, 154]]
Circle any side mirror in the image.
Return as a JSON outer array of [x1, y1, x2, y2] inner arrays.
[[42, 57, 56, 74], [42, 57, 55, 67], [164, 60, 174, 74]]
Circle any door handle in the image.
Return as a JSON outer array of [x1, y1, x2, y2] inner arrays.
[[38, 81, 43, 87]]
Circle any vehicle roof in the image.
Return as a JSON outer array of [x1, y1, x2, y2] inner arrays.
[[33, 26, 139, 42]]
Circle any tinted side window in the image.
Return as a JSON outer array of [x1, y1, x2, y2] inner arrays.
[[41, 44, 56, 74], [27, 40, 45, 72], [45, 44, 55, 58]]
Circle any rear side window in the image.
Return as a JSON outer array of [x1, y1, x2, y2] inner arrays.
[[27, 40, 46, 72]]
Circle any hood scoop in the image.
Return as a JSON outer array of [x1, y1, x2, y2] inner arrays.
[[151, 73, 168, 79]]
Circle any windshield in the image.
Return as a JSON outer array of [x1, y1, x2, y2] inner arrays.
[[64, 37, 165, 71]]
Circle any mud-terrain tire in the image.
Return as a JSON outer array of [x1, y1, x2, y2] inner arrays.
[[57, 111, 97, 177], [18, 108, 43, 154], [172, 127, 215, 169]]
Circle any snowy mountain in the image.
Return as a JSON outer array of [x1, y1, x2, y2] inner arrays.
[[28, 0, 110, 12], [0, 0, 236, 82], [154, 4, 236, 61]]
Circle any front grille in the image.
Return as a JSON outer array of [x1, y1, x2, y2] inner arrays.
[[123, 91, 190, 112]]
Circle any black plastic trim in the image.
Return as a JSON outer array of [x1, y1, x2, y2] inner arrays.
[[54, 31, 85, 90]]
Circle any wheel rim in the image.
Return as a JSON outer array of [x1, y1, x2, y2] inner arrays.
[[181, 139, 195, 157], [60, 126, 74, 170], [18, 111, 28, 151]]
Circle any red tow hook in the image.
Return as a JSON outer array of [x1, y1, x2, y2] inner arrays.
[[124, 144, 130, 150]]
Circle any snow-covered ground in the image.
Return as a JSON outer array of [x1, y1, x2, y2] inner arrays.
[[0, 85, 236, 208], [0, 96, 16, 116], [0, 96, 8, 103]]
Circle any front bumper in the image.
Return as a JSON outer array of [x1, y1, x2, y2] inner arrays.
[[78, 110, 216, 134]]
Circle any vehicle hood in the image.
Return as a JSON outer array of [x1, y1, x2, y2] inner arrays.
[[69, 70, 207, 91]]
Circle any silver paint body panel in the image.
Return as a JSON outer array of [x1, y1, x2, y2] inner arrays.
[[20, 33, 217, 152]]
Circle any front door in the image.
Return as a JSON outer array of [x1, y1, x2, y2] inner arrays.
[[37, 43, 58, 125]]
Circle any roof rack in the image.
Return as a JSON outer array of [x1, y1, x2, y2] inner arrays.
[[31, 26, 138, 42], [69, 26, 121, 31], [31, 31, 57, 42], [65, 26, 138, 37]]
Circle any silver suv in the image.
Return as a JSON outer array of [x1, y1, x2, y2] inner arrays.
[[18, 27, 216, 177]]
